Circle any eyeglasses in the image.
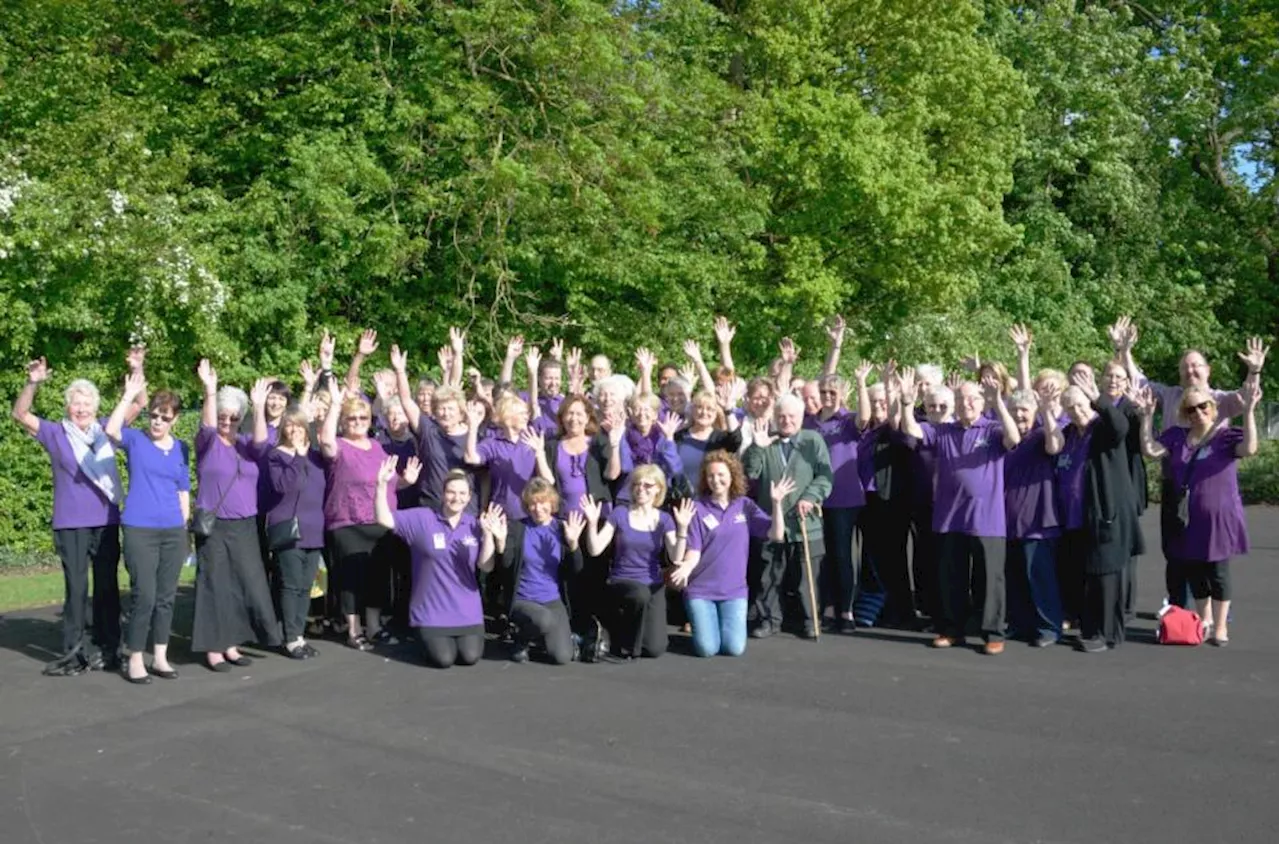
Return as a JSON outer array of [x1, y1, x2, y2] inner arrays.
[[819, 391, 839, 397], [217, 414, 241, 423], [1184, 401, 1213, 414], [636, 481, 660, 490], [346, 414, 371, 422], [149, 413, 175, 423]]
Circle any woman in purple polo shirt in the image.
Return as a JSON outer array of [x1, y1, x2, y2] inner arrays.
[[668, 451, 790, 657], [391, 345, 476, 512], [1135, 383, 1261, 646], [374, 463, 501, 668], [190, 361, 281, 671], [581, 465, 693, 660], [105, 375, 191, 685], [266, 406, 327, 659], [463, 392, 553, 519], [319, 386, 400, 652], [611, 393, 682, 505], [11, 354, 141, 676], [492, 479, 588, 665]]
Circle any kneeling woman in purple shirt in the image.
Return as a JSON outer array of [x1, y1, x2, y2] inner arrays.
[[581, 465, 693, 659], [191, 362, 282, 671], [266, 406, 328, 659], [1136, 383, 1260, 646], [105, 375, 191, 684], [668, 451, 790, 657], [492, 479, 587, 665], [374, 463, 500, 668]]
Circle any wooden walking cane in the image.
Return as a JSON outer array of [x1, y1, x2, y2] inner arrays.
[[799, 513, 820, 642]]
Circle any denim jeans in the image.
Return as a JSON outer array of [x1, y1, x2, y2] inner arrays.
[[685, 597, 747, 657]]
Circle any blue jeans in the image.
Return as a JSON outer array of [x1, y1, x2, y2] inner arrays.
[[685, 597, 748, 657], [1006, 538, 1063, 641]]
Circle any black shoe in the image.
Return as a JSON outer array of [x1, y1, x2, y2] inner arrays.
[[749, 622, 775, 639], [223, 653, 253, 667], [283, 644, 311, 660], [799, 625, 818, 640], [42, 651, 89, 677], [510, 646, 530, 664], [123, 669, 152, 685], [205, 659, 233, 673], [1033, 635, 1058, 648], [148, 666, 180, 680], [346, 635, 374, 652], [1076, 637, 1107, 654], [301, 643, 320, 658], [837, 618, 856, 634]]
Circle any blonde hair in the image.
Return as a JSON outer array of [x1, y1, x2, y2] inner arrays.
[[340, 395, 372, 421], [1033, 368, 1067, 394], [629, 464, 668, 507], [690, 391, 726, 429], [493, 393, 529, 429]]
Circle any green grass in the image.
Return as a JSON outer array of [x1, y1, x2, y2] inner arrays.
[[0, 566, 195, 613]]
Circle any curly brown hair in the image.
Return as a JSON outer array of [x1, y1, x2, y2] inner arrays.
[[698, 449, 747, 499]]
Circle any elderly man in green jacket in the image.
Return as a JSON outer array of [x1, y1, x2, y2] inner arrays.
[[743, 393, 833, 639]]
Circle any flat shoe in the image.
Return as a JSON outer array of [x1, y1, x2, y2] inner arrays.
[[123, 671, 152, 685], [42, 652, 89, 677], [301, 643, 320, 658], [283, 645, 311, 660], [223, 654, 253, 667], [205, 660, 233, 673], [147, 666, 180, 680], [1211, 636, 1229, 647], [346, 636, 374, 652]]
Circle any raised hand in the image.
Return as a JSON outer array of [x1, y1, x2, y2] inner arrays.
[[249, 377, 273, 407], [606, 412, 625, 445], [635, 347, 656, 372], [779, 337, 799, 364], [549, 338, 565, 361], [299, 359, 318, 391], [122, 371, 147, 403], [372, 369, 397, 401], [524, 345, 542, 377], [1009, 323, 1033, 356], [770, 475, 797, 502], [563, 510, 586, 547], [519, 427, 545, 452], [505, 335, 525, 360], [945, 371, 966, 392], [1243, 381, 1263, 410], [437, 346, 454, 377], [318, 329, 336, 370], [880, 358, 898, 385], [401, 456, 423, 486], [568, 362, 586, 395], [1070, 368, 1099, 400], [389, 344, 409, 373], [896, 369, 919, 407], [657, 411, 682, 440], [827, 315, 847, 346], [26, 357, 50, 384], [981, 374, 1002, 405], [854, 359, 873, 383], [197, 358, 218, 392], [465, 400, 487, 429], [357, 329, 379, 357], [376, 455, 399, 485], [672, 497, 696, 531], [682, 339, 704, 363], [1132, 386, 1156, 416], [1037, 382, 1062, 413], [960, 352, 981, 373], [714, 316, 735, 346], [481, 504, 507, 542], [1107, 316, 1133, 352], [566, 346, 582, 371], [579, 494, 602, 525], [678, 363, 697, 385], [1239, 336, 1271, 374], [126, 346, 147, 373], [752, 416, 776, 449]]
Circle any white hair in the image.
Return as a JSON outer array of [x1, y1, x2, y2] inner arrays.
[[662, 376, 691, 398], [216, 385, 249, 419], [927, 385, 954, 406], [867, 383, 887, 399], [593, 374, 635, 403], [916, 364, 944, 386], [1061, 385, 1089, 406], [64, 379, 101, 411], [1008, 389, 1038, 411], [774, 393, 805, 416]]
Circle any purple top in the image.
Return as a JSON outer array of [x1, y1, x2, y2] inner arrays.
[[195, 426, 268, 520], [1003, 430, 1060, 540], [324, 438, 397, 531], [1138, 373, 1245, 434], [515, 519, 565, 604], [518, 391, 564, 420], [615, 434, 681, 504], [555, 443, 590, 517], [394, 508, 485, 628], [676, 436, 711, 490], [608, 506, 674, 585], [916, 418, 1009, 537], [265, 448, 327, 549], [36, 417, 120, 530], [377, 431, 419, 510], [415, 420, 477, 515], [807, 410, 865, 508], [1157, 427, 1249, 561], [475, 433, 539, 519], [253, 422, 280, 513], [118, 428, 191, 529], [685, 497, 772, 601], [1056, 422, 1095, 531]]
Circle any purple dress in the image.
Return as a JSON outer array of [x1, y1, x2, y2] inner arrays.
[[1157, 427, 1249, 562]]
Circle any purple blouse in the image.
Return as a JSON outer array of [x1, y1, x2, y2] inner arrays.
[[1157, 427, 1249, 561], [195, 426, 268, 520], [35, 417, 121, 530], [323, 438, 397, 531], [608, 506, 674, 585]]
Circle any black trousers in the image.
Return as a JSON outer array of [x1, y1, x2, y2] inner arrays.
[[1081, 571, 1125, 647], [1058, 530, 1089, 625], [750, 537, 825, 630], [1167, 559, 1231, 602], [274, 546, 323, 642], [52, 525, 121, 655], [327, 524, 394, 618], [121, 526, 187, 653], [510, 598, 574, 664], [416, 629, 484, 668], [937, 533, 1005, 642], [860, 498, 914, 625], [1122, 556, 1139, 621], [192, 517, 281, 652], [820, 506, 859, 616], [604, 579, 668, 657], [910, 512, 941, 623], [569, 549, 610, 643]]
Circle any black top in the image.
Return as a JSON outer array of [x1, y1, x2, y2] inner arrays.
[[1076, 396, 1145, 574]]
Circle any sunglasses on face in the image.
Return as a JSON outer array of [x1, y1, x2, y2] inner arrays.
[[636, 481, 660, 490], [1184, 401, 1213, 414], [149, 413, 175, 423], [346, 414, 371, 422], [218, 415, 241, 423]]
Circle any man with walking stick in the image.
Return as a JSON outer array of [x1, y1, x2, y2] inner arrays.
[[744, 394, 833, 639]]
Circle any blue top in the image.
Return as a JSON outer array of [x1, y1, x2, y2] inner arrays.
[[515, 519, 565, 604], [119, 428, 191, 529]]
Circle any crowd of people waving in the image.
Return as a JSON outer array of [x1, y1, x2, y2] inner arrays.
[[13, 314, 1266, 680]]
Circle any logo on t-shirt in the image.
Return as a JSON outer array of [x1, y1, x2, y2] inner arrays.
[[973, 435, 989, 450], [460, 535, 479, 547], [732, 513, 747, 524], [1056, 455, 1072, 470]]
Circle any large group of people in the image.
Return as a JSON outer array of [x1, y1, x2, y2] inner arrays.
[[12, 315, 1267, 680]]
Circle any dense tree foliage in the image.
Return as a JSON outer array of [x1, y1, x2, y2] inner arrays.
[[0, 0, 1274, 552]]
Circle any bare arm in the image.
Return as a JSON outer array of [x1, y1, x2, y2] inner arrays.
[[345, 329, 378, 393], [449, 327, 466, 387], [124, 346, 148, 425], [635, 348, 655, 397], [318, 386, 343, 459], [250, 378, 270, 446], [1237, 382, 1261, 458], [1041, 395, 1063, 456], [374, 460, 397, 529], [1009, 323, 1032, 393], [683, 340, 717, 396], [775, 338, 797, 394], [196, 358, 218, 429], [178, 491, 191, 525], [389, 345, 422, 432], [713, 317, 736, 375], [582, 497, 616, 557], [499, 335, 523, 388], [823, 316, 846, 377], [106, 373, 147, 442], [988, 383, 1021, 450], [463, 402, 485, 466], [11, 358, 47, 436]]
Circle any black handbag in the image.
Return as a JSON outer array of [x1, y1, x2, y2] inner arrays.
[[1170, 442, 1202, 531], [267, 456, 309, 551], [191, 456, 240, 538]]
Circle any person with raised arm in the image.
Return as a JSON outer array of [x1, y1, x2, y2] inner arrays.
[[11, 349, 145, 675], [104, 373, 190, 684], [344, 328, 379, 394], [682, 339, 719, 398], [492, 480, 587, 664], [673, 392, 742, 501], [463, 392, 553, 519], [899, 368, 1020, 655], [318, 383, 399, 651], [610, 393, 683, 505], [742, 394, 833, 639], [1098, 354, 1147, 621], [1044, 371, 1141, 652], [375, 460, 500, 667], [668, 452, 790, 657], [189, 364, 281, 672], [1134, 380, 1260, 646], [581, 466, 692, 659]]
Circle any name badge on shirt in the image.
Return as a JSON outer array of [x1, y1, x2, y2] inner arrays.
[[432, 533, 446, 550], [701, 514, 720, 531], [1194, 447, 1211, 462]]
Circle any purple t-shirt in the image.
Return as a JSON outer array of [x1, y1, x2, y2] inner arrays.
[[394, 508, 484, 628], [377, 431, 419, 510], [265, 448, 327, 549], [676, 436, 711, 490], [476, 434, 538, 519], [414, 420, 477, 514], [685, 497, 772, 601], [1157, 427, 1249, 561], [118, 428, 191, 529], [555, 442, 591, 517], [809, 410, 865, 508], [1003, 430, 1060, 540], [35, 417, 121, 530], [917, 418, 1009, 537], [615, 434, 681, 504], [608, 506, 674, 585], [1056, 422, 1094, 531], [195, 426, 267, 520], [515, 519, 564, 604], [323, 438, 397, 531]]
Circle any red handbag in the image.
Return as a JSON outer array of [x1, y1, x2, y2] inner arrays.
[[1157, 605, 1206, 646]]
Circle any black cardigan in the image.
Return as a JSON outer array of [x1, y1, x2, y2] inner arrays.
[[670, 427, 744, 500], [1075, 396, 1144, 574], [544, 434, 612, 507], [499, 518, 585, 615], [1115, 396, 1149, 515]]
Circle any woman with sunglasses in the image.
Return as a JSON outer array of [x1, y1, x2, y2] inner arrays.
[[190, 361, 281, 672], [581, 466, 694, 659], [673, 391, 741, 502], [318, 385, 401, 651], [1134, 382, 1261, 646], [105, 374, 190, 684]]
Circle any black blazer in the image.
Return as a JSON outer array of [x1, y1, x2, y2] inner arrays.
[[1075, 396, 1144, 574], [544, 434, 612, 507], [1115, 396, 1149, 515], [499, 518, 585, 615], [670, 427, 743, 500]]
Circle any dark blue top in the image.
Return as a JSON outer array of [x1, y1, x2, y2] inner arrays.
[[119, 428, 191, 529]]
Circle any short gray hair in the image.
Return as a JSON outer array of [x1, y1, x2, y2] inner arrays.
[[774, 393, 804, 416], [216, 385, 249, 419], [1008, 389, 1038, 411], [594, 374, 635, 403], [915, 364, 944, 386], [926, 385, 954, 406], [64, 379, 101, 412]]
